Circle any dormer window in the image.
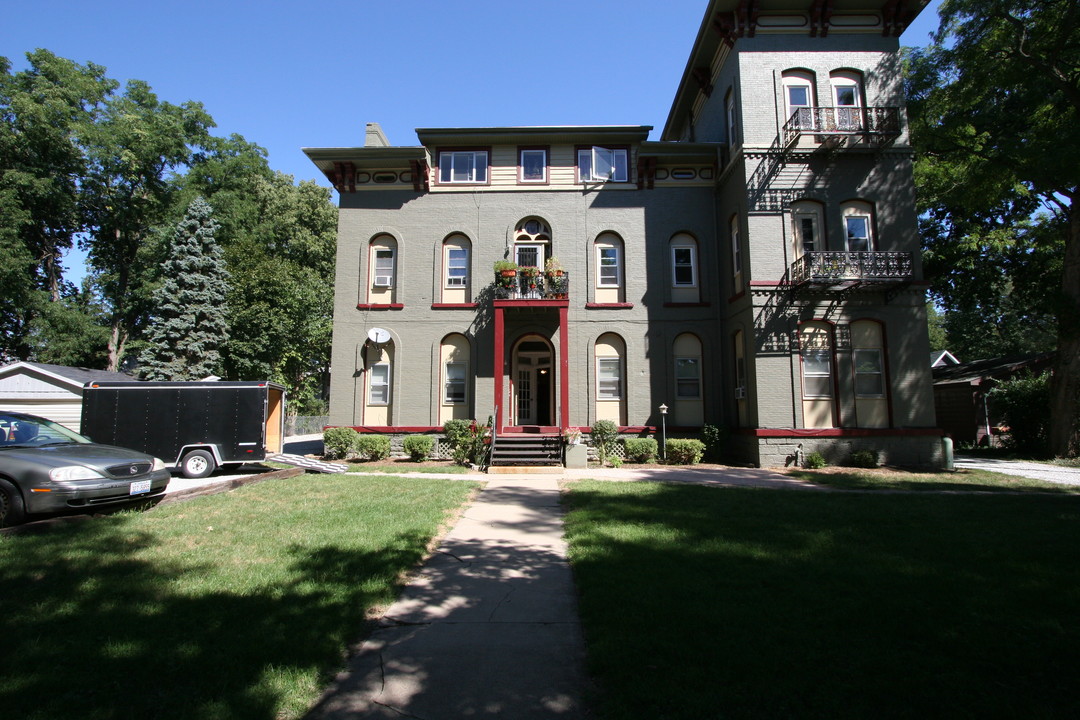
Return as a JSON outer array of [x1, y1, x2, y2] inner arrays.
[[578, 146, 628, 183], [438, 150, 488, 184]]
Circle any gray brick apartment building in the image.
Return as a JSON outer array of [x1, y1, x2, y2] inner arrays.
[[305, 0, 942, 468]]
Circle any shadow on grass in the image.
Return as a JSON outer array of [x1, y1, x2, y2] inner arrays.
[[788, 468, 1080, 494], [565, 482, 1080, 719], [0, 518, 434, 720]]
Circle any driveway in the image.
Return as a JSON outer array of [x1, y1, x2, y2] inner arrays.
[[953, 454, 1080, 486]]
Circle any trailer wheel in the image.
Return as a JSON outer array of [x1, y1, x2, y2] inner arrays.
[[0, 478, 26, 527], [181, 450, 216, 479]]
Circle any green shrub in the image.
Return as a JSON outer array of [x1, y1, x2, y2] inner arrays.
[[847, 450, 879, 469], [442, 419, 489, 466], [624, 437, 658, 463], [804, 451, 827, 469], [609, 456, 623, 468], [990, 371, 1051, 456], [666, 439, 705, 465], [590, 420, 620, 464], [355, 434, 391, 461], [700, 424, 726, 461], [323, 427, 359, 460], [403, 435, 434, 462]]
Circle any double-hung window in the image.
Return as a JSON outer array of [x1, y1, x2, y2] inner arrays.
[[578, 146, 628, 183], [520, 148, 547, 183], [373, 248, 395, 287], [446, 247, 468, 287], [597, 357, 622, 400], [598, 246, 620, 287], [845, 216, 872, 252], [444, 362, 466, 404], [801, 350, 833, 398], [675, 357, 701, 398], [672, 245, 697, 287], [369, 364, 390, 405], [853, 349, 884, 397], [439, 150, 488, 184]]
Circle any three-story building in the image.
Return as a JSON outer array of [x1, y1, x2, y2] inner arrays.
[[305, 0, 942, 468]]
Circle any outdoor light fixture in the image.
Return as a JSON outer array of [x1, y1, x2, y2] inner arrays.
[[659, 403, 668, 461]]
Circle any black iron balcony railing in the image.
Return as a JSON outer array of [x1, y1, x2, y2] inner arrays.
[[782, 106, 901, 147], [790, 251, 913, 286], [493, 271, 570, 300]]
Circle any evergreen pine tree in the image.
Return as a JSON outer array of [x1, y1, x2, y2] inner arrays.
[[138, 197, 229, 379]]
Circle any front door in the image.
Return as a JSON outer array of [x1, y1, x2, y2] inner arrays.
[[513, 339, 553, 426]]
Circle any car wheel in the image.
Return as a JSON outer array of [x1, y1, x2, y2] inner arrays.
[[181, 450, 216, 479], [0, 478, 26, 527]]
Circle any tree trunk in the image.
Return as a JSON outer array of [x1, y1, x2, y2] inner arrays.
[[1048, 197, 1080, 457]]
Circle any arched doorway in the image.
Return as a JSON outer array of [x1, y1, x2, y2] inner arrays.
[[511, 335, 554, 426]]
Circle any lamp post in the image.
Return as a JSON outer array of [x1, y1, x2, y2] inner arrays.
[[659, 403, 668, 461]]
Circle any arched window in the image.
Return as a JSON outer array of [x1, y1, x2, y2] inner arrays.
[[514, 217, 551, 269], [364, 337, 395, 425], [830, 70, 864, 131], [673, 333, 704, 427], [594, 333, 626, 425], [439, 333, 471, 424], [791, 199, 826, 257], [725, 87, 739, 146], [799, 321, 835, 428], [781, 70, 816, 130], [851, 320, 889, 428], [594, 232, 624, 303], [841, 200, 875, 252], [367, 234, 397, 304], [669, 233, 700, 303], [442, 234, 471, 303]]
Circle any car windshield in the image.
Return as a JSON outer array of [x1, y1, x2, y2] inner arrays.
[[0, 414, 91, 448]]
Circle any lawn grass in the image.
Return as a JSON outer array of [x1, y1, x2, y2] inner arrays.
[[0, 473, 479, 720], [787, 467, 1080, 494], [347, 460, 471, 474], [564, 480, 1080, 719]]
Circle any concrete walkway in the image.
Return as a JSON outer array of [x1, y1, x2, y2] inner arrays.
[[306, 474, 589, 719], [953, 454, 1080, 485]]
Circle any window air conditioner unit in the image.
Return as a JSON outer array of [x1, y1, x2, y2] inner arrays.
[[734, 386, 746, 399], [373, 276, 393, 287]]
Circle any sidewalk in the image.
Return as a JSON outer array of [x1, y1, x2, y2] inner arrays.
[[306, 473, 589, 719], [953, 454, 1080, 485]]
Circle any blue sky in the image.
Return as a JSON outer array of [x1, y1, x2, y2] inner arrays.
[[5, 0, 940, 279]]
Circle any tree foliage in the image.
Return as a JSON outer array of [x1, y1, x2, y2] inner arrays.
[[138, 197, 229, 380], [907, 0, 1080, 456]]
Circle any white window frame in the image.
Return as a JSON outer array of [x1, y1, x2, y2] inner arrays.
[[831, 73, 863, 131], [578, 147, 628, 183], [671, 245, 698, 287], [675, 357, 702, 398], [515, 243, 544, 269], [444, 361, 467, 404], [439, 150, 488, 184], [519, 148, 547, 183], [726, 89, 738, 146], [445, 246, 468, 288], [369, 363, 391, 405], [373, 248, 395, 287], [730, 220, 742, 278], [596, 357, 623, 400], [795, 212, 819, 254], [853, 348, 885, 397], [845, 215, 873, 252], [801, 349, 833, 399], [597, 245, 621, 287]]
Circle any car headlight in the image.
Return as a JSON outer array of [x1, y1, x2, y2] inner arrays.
[[49, 466, 106, 482], [152, 458, 168, 472]]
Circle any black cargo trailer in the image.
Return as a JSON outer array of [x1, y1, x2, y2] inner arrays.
[[80, 381, 286, 478]]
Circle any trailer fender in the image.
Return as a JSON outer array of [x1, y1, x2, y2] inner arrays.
[[176, 445, 222, 479]]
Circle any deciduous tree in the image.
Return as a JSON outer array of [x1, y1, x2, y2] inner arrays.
[[907, 0, 1080, 456]]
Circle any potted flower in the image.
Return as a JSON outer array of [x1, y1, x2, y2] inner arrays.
[[494, 260, 518, 288], [545, 257, 564, 276], [562, 427, 582, 445]]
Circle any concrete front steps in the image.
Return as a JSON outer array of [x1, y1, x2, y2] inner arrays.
[[488, 433, 562, 472]]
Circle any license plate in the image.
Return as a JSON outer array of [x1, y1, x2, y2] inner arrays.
[[129, 480, 152, 495]]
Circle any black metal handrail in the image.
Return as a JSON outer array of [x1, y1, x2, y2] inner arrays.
[[783, 106, 901, 147], [791, 251, 913, 284], [493, 271, 570, 300]]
